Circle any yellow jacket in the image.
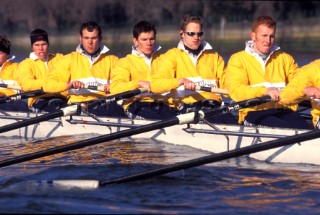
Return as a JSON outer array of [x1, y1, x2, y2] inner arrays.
[[110, 51, 172, 110], [151, 41, 225, 107], [225, 43, 298, 124], [0, 59, 19, 96], [280, 59, 320, 128], [17, 53, 65, 108], [43, 48, 119, 104]]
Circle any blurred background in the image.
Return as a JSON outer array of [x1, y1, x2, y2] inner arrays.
[[2, 0, 320, 65]]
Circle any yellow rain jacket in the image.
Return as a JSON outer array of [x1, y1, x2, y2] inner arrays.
[[151, 41, 225, 108], [280, 59, 320, 128], [43, 46, 119, 104], [18, 53, 65, 108], [111, 49, 172, 110], [0, 59, 19, 96], [225, 42, 298, 124]]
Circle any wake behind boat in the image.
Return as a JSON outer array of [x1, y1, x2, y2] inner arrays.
[[0, 107, 317, 166]]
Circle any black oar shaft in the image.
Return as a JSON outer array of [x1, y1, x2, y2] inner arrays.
[[86, 88, 146, 110], [100, 129, 320, 185], [0, 110, 64, 134], [0, 89, 45, 104], [0, 117, 180, 168], [204, 96, 271, 118]]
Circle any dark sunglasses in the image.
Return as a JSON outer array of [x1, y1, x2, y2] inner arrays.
[[184, 31, 204, 37]]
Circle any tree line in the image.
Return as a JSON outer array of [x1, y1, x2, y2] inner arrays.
[[1, 0, 320, 34]]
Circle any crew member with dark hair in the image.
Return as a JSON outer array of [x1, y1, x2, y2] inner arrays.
[[42, 22, 124, 117], [0, 35, 29, 111], [110, 21, 178, 120], [17, 28, 67, 113]]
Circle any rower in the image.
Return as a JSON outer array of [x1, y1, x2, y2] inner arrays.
[[0, 35, 29, 111], [150, 14, 237, 124], [280, 59, 320, 130], [17, 28, 67, 113], [224, 15, 310, 129], [110, 21, 178, 120], [42, 21, 126, 117]]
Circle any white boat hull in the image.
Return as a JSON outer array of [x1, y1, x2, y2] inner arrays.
[[0, 111, 317, 165]]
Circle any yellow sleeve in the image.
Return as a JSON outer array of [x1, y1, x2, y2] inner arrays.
[[151, 49, 180, 94], [42, 55, 71, 93], [225, 52, 266, 101], [17, 59, 44, 91], [110, 57, 140, 94], [280, 62, 319, 105]]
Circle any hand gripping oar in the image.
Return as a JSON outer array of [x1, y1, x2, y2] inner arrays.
[[195, 86, 229, 95], [0, 95, 271, 169], [0, 88, 146, 134], [0, 83, 22, 91], [0, 89, 45, 104]]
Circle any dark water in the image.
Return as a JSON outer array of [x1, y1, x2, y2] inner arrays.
[[0, 135, 320, 214]]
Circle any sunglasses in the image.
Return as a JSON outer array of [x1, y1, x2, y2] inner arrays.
[[184, 31, 204, 37]]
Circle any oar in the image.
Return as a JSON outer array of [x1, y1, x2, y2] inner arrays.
[[0, 89, 45, 104], [195, 86, 229, 95], [97, 129, 320, 187], [48, 129, 320, 189], [0, 83, 22, 90], [83, 88, 147, 110], [0, 95, 271, 169], [0, 88, 146, 134]]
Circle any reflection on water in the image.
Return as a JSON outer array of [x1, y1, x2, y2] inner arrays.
[[2, 135, 187, 167]]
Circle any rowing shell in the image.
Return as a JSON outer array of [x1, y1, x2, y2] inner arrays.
[[0, 110, 317, 165]]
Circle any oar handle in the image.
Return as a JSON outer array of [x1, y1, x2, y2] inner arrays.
[[195, 86, 228, 95], [84, 88, 147, 110], [0, 84, 22, 90], [84, 85, 105, 92]]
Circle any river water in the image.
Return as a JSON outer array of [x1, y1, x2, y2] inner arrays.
[[0, 134, 320, 214]]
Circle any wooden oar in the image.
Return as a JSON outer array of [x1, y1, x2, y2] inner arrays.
[[195, 86, 229, 95], [0, 89, 45, 104], [0, 88, 146, 134], [0, 84, 22, 90], [0, 95, 271, 169]]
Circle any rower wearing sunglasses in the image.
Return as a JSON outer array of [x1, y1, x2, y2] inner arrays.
[[151, 14, 237, 124]]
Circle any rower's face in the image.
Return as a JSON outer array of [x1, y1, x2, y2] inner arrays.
[[80, 29, 101, 54], [133, 31, 156, 56], [180, 22, 202, 50], [32, 41, 48, 60], [251, 24, 275, 54], [0, 51, 8, 65]]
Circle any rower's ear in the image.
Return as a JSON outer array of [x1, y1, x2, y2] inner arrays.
[[250, 31, 256, 41], [179, 30, 184, 39]]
